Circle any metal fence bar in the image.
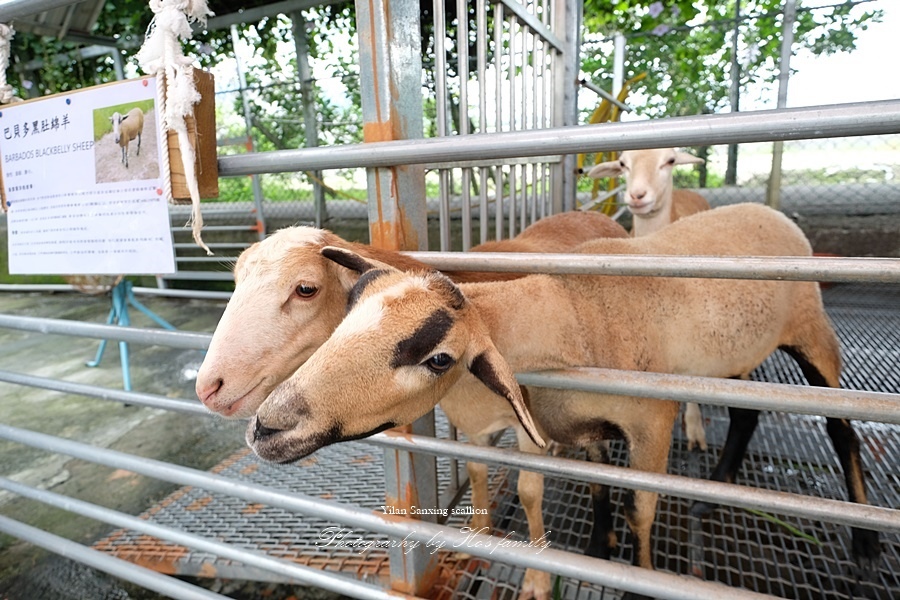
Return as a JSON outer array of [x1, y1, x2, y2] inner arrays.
[[0, 315, 211, 349], [494, 2, 504, 241], [434, 0, 452, 251], [218, 100, 900, 176], [403, 252, 900, 282], [4, 352, 896, 449], [0, 516, 229, 600], [0, 284, 232, 300], [1, 364, 897, 537], [498, 0, 563, 50], [364, 432, 900, 533], [0, 423, 772, 600], [0, 478, 421, 600], [0, 370, 209, 415], [458, 0, 472, 251], [516, 368, 900, 424]]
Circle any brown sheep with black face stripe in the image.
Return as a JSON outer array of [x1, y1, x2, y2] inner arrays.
[[248, 203, 879, 591]]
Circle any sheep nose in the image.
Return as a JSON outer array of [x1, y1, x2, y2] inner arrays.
[[631, 190, 646, 201], [196, 377, 224, 405], [253, 417, 286, 442]]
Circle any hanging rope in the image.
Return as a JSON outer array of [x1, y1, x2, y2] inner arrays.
[[137, 0, 214, 255], [0, 24, 21, 105]]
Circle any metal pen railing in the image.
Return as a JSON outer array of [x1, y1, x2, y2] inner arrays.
[[0, 422, 774, 600]]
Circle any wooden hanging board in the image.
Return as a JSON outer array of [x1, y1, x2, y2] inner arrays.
[[166, 68, 219, 203]]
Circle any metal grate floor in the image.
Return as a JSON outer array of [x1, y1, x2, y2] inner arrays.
[[95, 283, 900, 599]]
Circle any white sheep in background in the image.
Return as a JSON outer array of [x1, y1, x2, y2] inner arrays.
[[109, 107, 144, 168], [248, 204, 878, 591], [196, 211, 629, 600], [589, 148, 708, 237], [590, 148, 711, 451]]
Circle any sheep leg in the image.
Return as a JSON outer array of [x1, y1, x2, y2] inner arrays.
[[690, 405, 759, 519], [515, 429, 550, 600], [616, 415, 674, 600], [465, 433, 493, 532], [136, 132, 141, 156], [780, 344, 881, 564], [624, 416, 674, 570], [684, 402, 708, 451], [584, 441, 616, 560]]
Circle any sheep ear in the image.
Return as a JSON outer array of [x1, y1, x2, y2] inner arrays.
[[587, 160, 623, 179], [673, 152, 704, 166], [321, 246, 380, 275], [468, 346, 546, 448]]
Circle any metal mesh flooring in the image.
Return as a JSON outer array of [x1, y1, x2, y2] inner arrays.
[[95, 283, 900, 599]]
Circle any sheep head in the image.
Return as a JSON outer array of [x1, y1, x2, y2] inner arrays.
[[247, 246, 544, 463], [109, 112, 125, 144], [195, 227, 360, 419], [588, 149, 704, 217]]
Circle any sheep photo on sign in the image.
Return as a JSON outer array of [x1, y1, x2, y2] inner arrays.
[[95, 100, 159, 183]]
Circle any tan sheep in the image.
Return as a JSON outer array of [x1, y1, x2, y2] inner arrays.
[[588, 148, 708, 237], [196, 210, 628, 600], [590, 148, 712, 451], [109, 107, 144, 169], [248, 203, 879, 584]]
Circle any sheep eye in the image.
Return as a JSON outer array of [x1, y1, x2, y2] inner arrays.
[[423, 353, 455, 374], [666, 157, 676, 166], [295, 284, 318, 299], [618, 160, 626, 168]]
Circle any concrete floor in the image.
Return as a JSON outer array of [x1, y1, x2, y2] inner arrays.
[[0, 289, 267, 599]]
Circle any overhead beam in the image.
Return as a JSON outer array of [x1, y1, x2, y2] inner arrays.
[[0, 0, 84, 22], [204, 0, 347, 31]]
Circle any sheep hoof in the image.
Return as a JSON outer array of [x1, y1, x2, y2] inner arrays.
[[518, 568, 550, 600], [852, 528, 881, 566], [689, 499, 717, 519], [687, 437, 708, 452]]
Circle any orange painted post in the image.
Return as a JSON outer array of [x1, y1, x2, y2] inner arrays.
[[354, 0, 438, 594]]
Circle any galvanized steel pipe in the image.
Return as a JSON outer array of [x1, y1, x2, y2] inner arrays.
[[516, 368, 900, 424], [218, 101, 900, 176], [0, 478, 422, 600], [0, 516, 229, 600], [403, 251, 900, 283], [0, 370, 209, 415], [0, 423, 770, 600], [365, 432, 900, 533], [0, 314, 211, 349]]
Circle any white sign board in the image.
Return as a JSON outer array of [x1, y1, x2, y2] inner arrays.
[[1, 78, 175, 275]]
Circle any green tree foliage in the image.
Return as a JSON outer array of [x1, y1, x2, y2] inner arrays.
[[581, 0, 883, 119]]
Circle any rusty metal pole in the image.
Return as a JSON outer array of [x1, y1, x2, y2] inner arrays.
[[355, 0, 429, 251], [354, 0, 437, 594]]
